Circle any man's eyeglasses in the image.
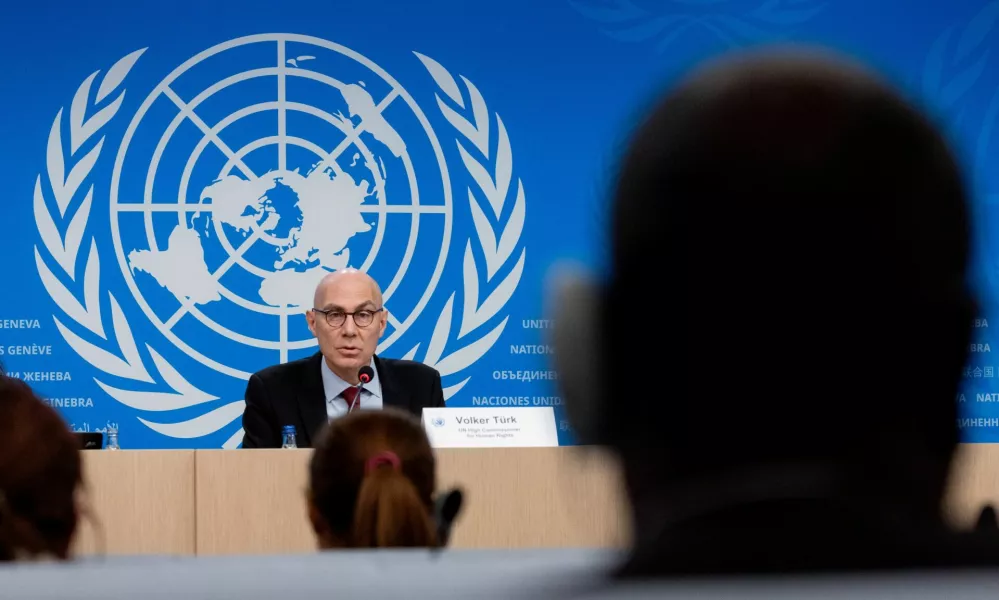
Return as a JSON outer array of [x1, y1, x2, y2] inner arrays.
[[313, 307, 384, 328]]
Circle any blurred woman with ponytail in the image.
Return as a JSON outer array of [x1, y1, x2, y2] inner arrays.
[[307, 408, 454, 549], [0, 376, 83, 561]]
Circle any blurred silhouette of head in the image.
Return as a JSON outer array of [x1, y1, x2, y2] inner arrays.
[[976, 505, 998, 533], [307, 408, 442, 549], [599, 47, 974, 515], [0, 377, 83, 561]]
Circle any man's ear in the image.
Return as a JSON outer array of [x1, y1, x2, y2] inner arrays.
[[547, 267, 605, 445], [378, 309, 388, 338], [306, 310, 317, 337]]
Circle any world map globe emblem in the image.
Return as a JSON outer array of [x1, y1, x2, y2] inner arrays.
[[109, 34, 453, 379]]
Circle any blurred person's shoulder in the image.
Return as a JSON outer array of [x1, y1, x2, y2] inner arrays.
[[611, 527, 999, 578], [943, 529, 999, 565]]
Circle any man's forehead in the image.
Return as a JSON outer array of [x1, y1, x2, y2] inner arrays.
[[316, 279, 379, 307], [320, 298, 377, 309]]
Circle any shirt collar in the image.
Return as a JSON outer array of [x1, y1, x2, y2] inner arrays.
[[320, 356, 382, 402]]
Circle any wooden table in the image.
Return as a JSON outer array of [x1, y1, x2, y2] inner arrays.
[[74, 446, 628, 556], [73, 444, 999, 556], [72, 450, 196, 555]]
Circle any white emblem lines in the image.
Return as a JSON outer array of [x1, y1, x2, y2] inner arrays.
[[34, 35, 526, 447]]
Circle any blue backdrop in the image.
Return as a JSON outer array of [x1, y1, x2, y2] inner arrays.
[[2, 0, 999, 448]]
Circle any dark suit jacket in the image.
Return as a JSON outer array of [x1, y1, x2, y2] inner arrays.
[[240, 352, 444, 448]]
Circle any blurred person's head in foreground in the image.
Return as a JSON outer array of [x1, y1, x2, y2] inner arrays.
[[553, 45, 978, 572], [976, 505, 998, 533], [307, 408, 460, 549], [0, 376, 83, 561]]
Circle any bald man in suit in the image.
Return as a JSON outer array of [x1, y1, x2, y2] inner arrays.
[[241, 270, 444, 448]]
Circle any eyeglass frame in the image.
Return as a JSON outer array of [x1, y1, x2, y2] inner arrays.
[[312, 307, 385, 328]]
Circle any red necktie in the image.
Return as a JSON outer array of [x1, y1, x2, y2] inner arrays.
[[342, 387, 359, 412]]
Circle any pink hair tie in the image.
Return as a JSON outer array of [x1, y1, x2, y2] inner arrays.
[[365, 450, 401, 474]]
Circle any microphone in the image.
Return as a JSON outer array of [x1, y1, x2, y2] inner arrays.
[[432, 488, 463, 549], [348, 366, 375, 413]]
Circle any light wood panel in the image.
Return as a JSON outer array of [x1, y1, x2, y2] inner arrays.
[[194, 447, 628, 555], [945, 444, 999, 527], [74, 450, 195, 556], [436, 447, 629, 548], [71, 444, 999, 557], [195, 449, 315, 555]]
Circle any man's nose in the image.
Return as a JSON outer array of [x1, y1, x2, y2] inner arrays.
[[341, 317, 358, 336]]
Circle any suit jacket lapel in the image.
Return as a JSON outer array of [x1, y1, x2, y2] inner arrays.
[[298, 351, 328, 446], [375, 355, 412, 413]]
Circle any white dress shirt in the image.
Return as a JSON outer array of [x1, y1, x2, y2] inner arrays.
[[320, 357, 383, 421]]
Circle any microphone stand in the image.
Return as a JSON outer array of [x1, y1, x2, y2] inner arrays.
[[348, 380, 364, 413]]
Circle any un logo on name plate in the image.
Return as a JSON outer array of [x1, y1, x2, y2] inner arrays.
[[33, 34, 527, 447]]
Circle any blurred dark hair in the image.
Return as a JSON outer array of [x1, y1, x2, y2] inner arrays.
[[0, 377, 83, 561], [976, 505, 998, 533], [308, 409, 437, 548], [606, 48, 973, 503]]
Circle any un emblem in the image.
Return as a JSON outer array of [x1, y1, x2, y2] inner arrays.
[[33, 34, 527, 447]]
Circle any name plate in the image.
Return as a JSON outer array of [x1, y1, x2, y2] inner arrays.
[[421, 407, 558, 448]]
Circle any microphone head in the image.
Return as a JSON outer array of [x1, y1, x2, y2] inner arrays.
[[358, 365, 374, 384], [433, 488, 463, 548]]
